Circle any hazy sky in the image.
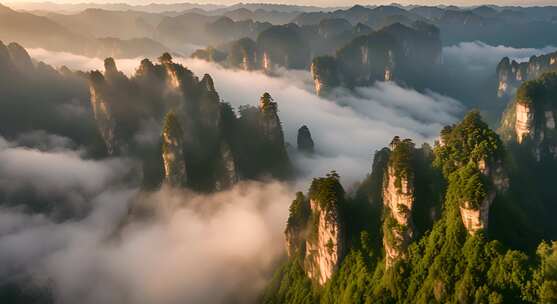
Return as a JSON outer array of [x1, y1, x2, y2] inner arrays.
[[5, 0, 557, 7]]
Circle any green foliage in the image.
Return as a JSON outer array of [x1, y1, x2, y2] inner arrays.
[[434, 111, 504, 177], [383, 214, 405, 250], [534, 241, 557, 303], [287, 192, 311, 231], [259, 92, 277, 116], [308, 171, 345, 214], [158, 52, 172, 64], [447, 164, 489, 209], [262, 258, 316, 304], [388, 137, 415, 191], [516, 72, 557, 108], [264, 111, 554, 304]]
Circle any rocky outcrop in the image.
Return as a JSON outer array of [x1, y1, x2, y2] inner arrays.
[[284, 173, 345, 285], [87, 57, 135, 154], [304, 173, 345, 285], [310, 22, 441, 94], [259, 92, 284, 145], [89, 70, 119, 154], [285, 192, 311, 258], [515, 102, 535, 144], [311, 56, 340, 96], [190, 24, 310, 72], [161, 111, 187, 187], [256, 24, 310, 70], [305, 197, 344, 285], [437, 112, 508, 235], [460, 157, 508, 235], [297, 125, 315, 154], [382, 137, 416, 267], [227, 37, 258, 70], [496, 51, 557, 98], [459, 191, 496, 234], [215, 141, 238, 191], [160, 53, 181, 90], [500, 73, 557, 161], [198, 74, 221, 130]]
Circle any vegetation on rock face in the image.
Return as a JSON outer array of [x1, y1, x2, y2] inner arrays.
[[161, 111, 187, 187], [388, 136, 415, 191], [447, 163, 488, 209], [434, 110, 504, 177], [308, 171, 345, 214], [287, 192, 311, 236]]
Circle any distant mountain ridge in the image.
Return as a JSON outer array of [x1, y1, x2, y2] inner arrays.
[[0, 3, 171, 58]]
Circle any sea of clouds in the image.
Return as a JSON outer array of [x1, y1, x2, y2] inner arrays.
[[6, 41, 553, 303]]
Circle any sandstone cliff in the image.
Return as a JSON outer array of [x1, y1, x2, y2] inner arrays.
[[259, 92, 285, 146], [89, 69, 119, 154], [311, 56, 340, 96], [382, 137, 416, 267], [284, 173, 345, 286], [215, 141, 238, 191], [496, 51, 557, 98], [310, 22, 441, 95], [161, 111, 187, 187], [499, 72, 557, 161], [304, 173, 345, 285], [305, 197, 344, 285]]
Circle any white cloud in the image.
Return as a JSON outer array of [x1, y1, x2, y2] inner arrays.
[[443, 41, 557, 73], [0, 134, 293, 304], [0, 181, 292, 304]]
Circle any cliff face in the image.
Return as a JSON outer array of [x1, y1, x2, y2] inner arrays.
[[304, 174, 345, 286], [259, 92, 285, 146], [310, 22, 441, 95], [227, 37, 258, 70], [459, 191, 496, 234], [285, 192, 310, 258], [500, 73, 557, 161], [311, 56, 340, 96], [460, 157, 508, 234], [191, 24, 310, 72], [256, 25, 310, 70], [496, 52, 557, 98], [161, 112, 187, 187], [515, 102, 535, 144], [89, 70, 119, 154], [382, 137, 416, 267], [215, 141, 238, 191], [284, 174, 345, 286], [305, 197, 344, 285]]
